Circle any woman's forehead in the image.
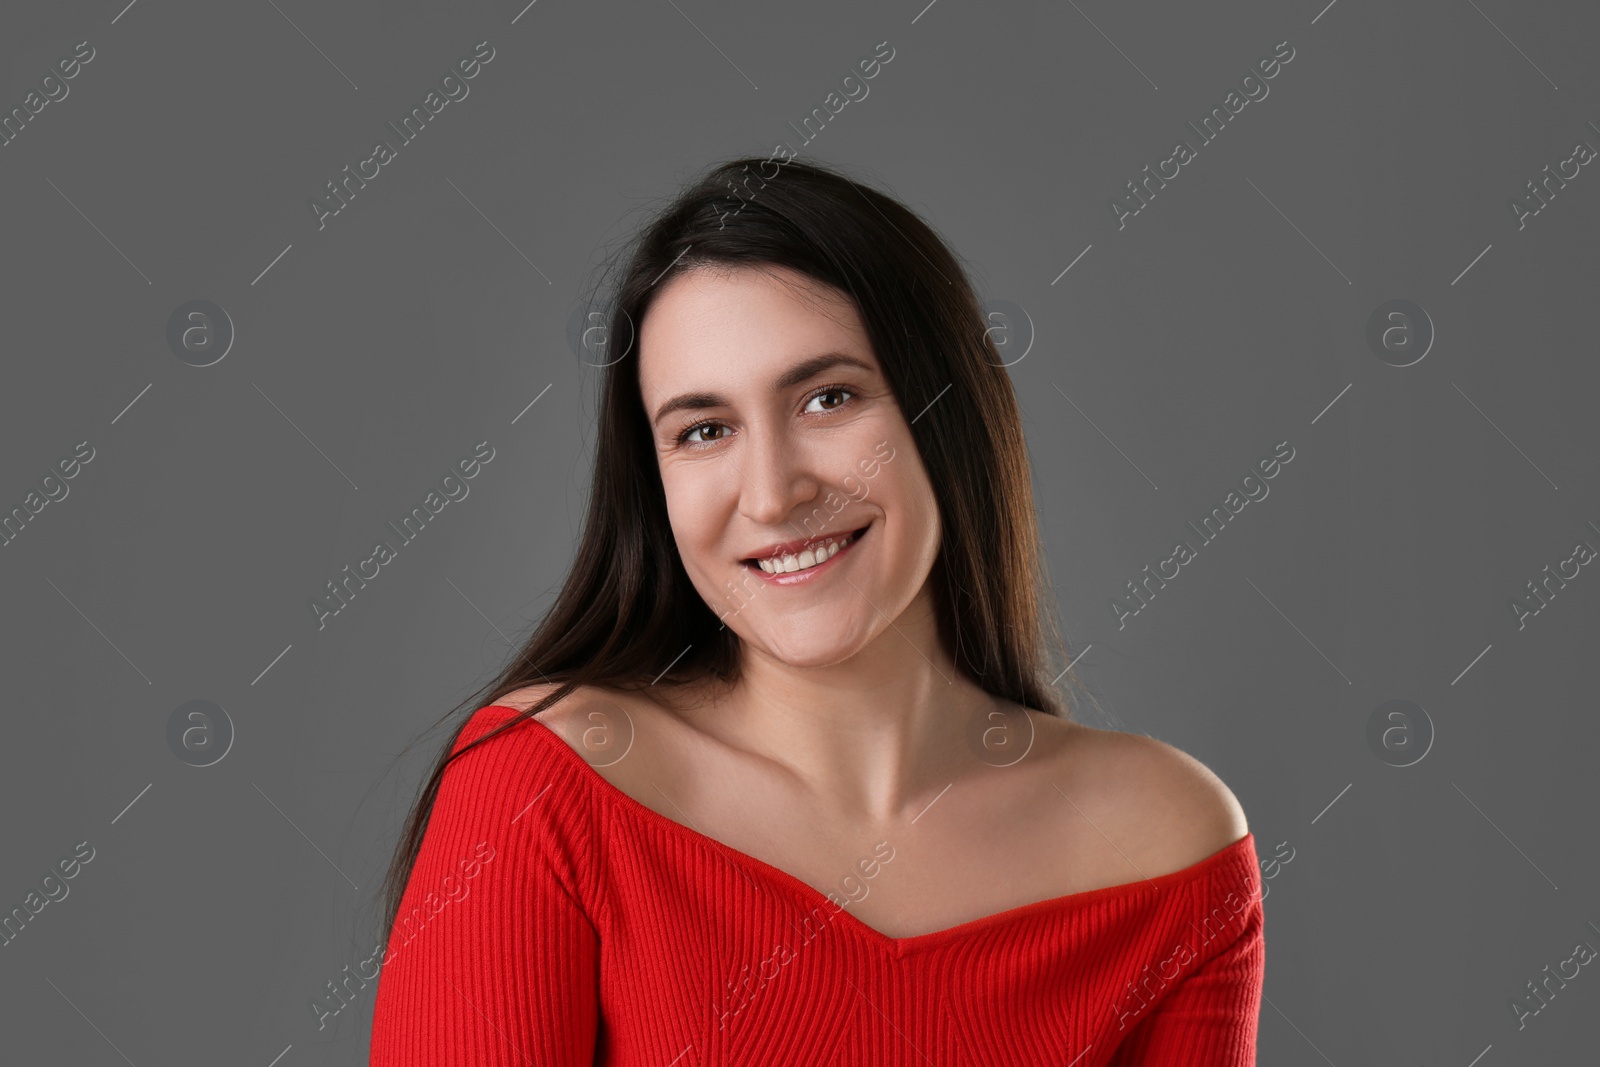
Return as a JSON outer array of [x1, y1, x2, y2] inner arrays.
[[639, 267, 874, 385]]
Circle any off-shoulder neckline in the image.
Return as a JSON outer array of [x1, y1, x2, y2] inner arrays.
[[483, 704, 1257, 955]]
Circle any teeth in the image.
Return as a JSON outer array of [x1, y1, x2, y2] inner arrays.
[[757, 530, 856, 574]]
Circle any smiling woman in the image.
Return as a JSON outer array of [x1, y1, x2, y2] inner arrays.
[[368, 157, 1263, 1065]]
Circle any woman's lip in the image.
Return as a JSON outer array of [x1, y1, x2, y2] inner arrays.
[[743, 524, 871, 565], [744, 523, 869, 580]]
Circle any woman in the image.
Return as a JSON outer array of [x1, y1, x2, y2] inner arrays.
[[368, 156, 1264, 1065]]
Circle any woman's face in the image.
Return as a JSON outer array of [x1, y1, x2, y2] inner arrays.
[[639, 264, 942, 668]]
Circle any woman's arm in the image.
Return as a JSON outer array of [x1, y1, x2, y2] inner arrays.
[[369, 709, 601, 1065], [1104, 888, 1265, 1066]]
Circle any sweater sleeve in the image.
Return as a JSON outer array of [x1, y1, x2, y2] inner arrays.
[[1105, 861, 1265, 1066], [368, 708, 602, 1065]]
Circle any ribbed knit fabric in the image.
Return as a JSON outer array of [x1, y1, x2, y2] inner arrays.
[[369, 704, 1265, 1065]]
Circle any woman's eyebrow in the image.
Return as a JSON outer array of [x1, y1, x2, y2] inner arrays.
[[650, 352, 876, 428]]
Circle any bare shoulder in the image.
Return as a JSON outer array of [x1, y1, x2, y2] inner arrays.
[[489, 683, 653, 762], [494, 682, 576, 716], [1040, 714, 1250, 874]]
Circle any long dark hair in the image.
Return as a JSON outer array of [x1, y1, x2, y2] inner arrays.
[[374, 155, 1101, 944]]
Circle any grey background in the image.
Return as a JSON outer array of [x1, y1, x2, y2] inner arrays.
[[2, 0, 1597, 1062]]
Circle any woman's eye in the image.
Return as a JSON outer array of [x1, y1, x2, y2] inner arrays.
[[679, 422, 727, 445], [805, 387, 854, 414], [675, 387, 854, 448]]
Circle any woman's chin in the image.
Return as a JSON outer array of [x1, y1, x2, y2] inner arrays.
[[747, 628, 869, 670]]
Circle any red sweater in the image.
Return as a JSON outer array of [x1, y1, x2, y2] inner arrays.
[[369, 705, 1265, 1065]]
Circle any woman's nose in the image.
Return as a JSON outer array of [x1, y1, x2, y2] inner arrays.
[[736, 428, 821, 528]]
